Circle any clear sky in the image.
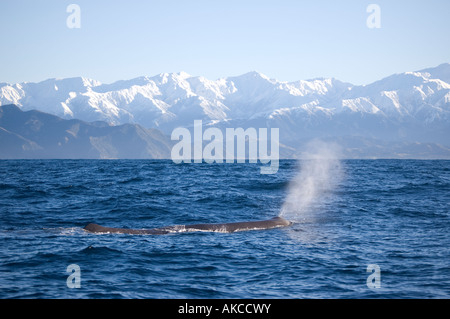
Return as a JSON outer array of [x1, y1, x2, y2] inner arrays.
[[0, 0, 449, 85]]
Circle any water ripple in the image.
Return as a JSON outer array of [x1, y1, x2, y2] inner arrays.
[[0, 159, 449, 298]]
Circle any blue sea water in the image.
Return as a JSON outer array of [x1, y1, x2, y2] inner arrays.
[[0, 159, 449, 299]]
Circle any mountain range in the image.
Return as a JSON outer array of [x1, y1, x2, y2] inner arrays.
[[1, 63, 449, 159], [0, 104, 172, 159]]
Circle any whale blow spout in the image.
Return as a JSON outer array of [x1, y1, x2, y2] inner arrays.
[[83, 216, 292, 235]]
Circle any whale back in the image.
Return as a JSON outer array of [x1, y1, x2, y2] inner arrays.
[[84, 216, 292, 235]]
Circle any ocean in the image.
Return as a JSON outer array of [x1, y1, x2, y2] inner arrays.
[[0, 159, 449, 299]]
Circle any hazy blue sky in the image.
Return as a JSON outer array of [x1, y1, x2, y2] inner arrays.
[[0, 0, 449, 85]]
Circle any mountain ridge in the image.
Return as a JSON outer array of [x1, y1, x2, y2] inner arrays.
[[0, 104, 172, 159], [0, 63, 449, 158], [2, 63, 448, 132], [1, 103, 449, 160]]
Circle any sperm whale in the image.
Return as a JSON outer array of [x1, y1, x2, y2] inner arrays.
[[83, 216, 292, 235]]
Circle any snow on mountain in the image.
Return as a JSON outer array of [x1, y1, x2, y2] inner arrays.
[[341, 69, 450, 128], [1, 64, 449, 145], [418, 63, 450, 85]]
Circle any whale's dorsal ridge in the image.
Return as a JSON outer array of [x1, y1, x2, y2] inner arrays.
[[83, 216, 292, 235]]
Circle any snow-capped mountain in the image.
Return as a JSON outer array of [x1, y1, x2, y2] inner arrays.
[[1, 63, 449, 147]]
